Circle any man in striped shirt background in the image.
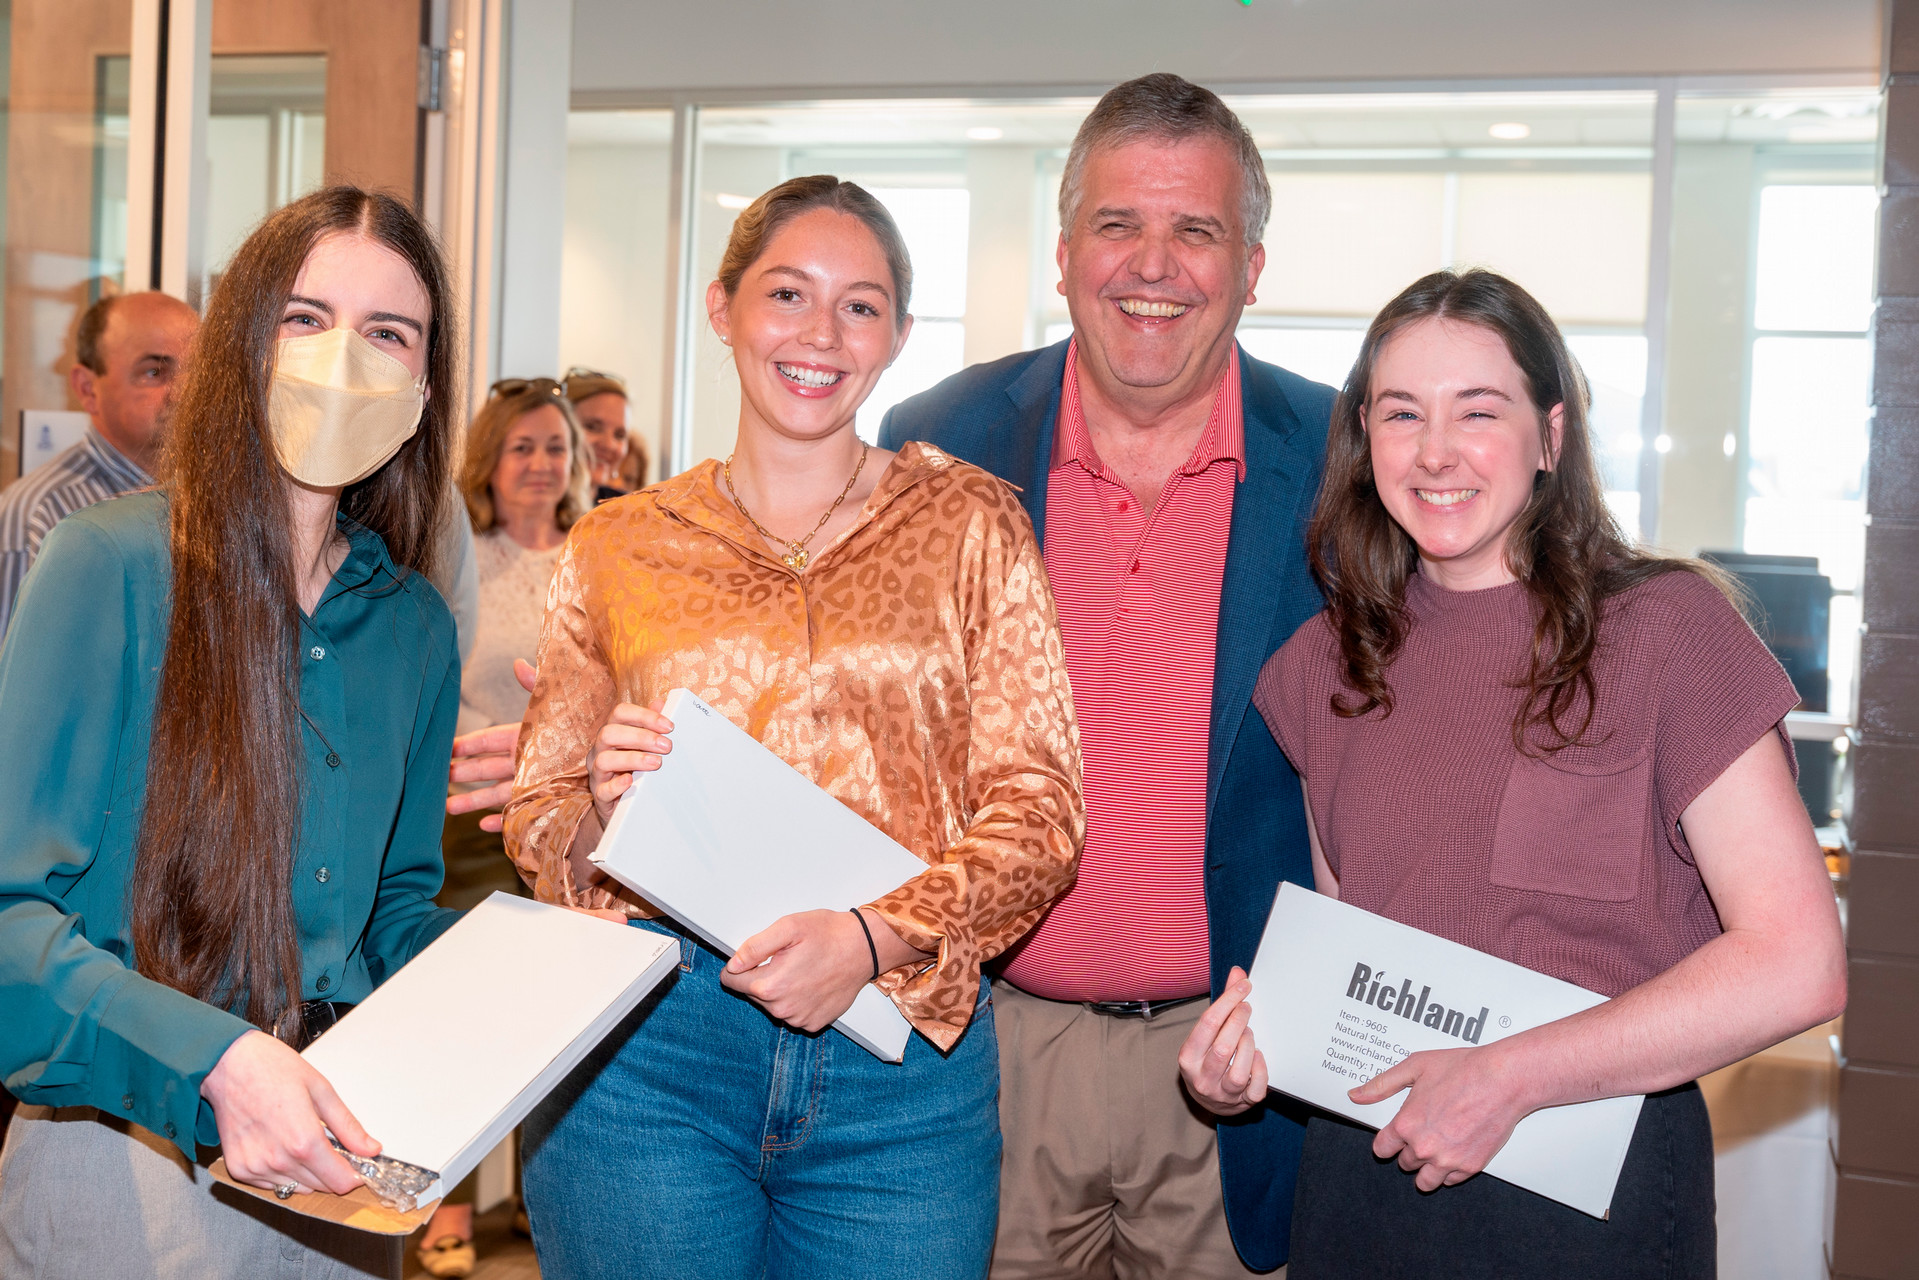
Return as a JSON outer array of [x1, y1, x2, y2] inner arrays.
[[0, 292, 198, 642], [884, 76, 1335, 1277]]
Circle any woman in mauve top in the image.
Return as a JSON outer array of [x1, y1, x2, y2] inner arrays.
[[502, 176, 1083, 1280], [1180, 269, 1844, 1280]]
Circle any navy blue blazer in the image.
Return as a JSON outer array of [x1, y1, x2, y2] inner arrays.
[[878, 339, 1334, 1272]]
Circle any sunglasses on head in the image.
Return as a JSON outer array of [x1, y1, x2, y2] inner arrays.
[[563, 366, 627, 390], [489, 377, 565, 399]]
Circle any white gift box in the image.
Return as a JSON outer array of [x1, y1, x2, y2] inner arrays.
[[589, 688, 926, 1062], [1246, 882, 1645, 1218], [216, 893, 679, 1232]]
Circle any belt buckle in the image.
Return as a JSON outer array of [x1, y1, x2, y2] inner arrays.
[[281, 999, 347, 1050], [1088, 999, 1154, 1020]]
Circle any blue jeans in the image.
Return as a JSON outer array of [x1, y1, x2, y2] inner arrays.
[[521, 918, 1000, 1280]]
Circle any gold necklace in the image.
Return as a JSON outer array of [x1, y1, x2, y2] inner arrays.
[[722, 445, 869, 571]]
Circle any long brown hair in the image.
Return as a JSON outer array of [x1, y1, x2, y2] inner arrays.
[[458, 381, 593, 533], [131, 186, 457, 1038], [1310, 269, 1729, 752]]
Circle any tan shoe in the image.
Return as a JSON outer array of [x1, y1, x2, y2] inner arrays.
[[417, 1234, 477, 1278]]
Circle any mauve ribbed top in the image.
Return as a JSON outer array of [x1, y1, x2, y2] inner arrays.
[[1254, 568, 1798, 997]]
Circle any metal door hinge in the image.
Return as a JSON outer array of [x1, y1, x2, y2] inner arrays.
[[418, 45, 446, 112]]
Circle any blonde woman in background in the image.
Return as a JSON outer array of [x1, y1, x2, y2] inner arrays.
[[420, 376, 593, 1278], [563, 367, 647, 501], [614, 431, 648, 492], [432, 375, 645, 934], [453, 377, 595, 759]]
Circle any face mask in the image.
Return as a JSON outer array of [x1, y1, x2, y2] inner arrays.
[[267, 326, 427, 487]]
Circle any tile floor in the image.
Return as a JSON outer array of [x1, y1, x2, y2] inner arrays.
[[1701, 1018, 1840, 1280]]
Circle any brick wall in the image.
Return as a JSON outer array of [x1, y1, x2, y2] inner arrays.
[[1830, 6, 1919, 1276]]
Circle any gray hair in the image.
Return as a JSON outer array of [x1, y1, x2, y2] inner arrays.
[[1059, 73, 1271, 248]]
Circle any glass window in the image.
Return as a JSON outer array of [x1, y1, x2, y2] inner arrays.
[[855, 186, 968, 440], [1742, 179, 1875, 714], [1258, 173, 1447, 317], [1744, 334, 1871, 585], [1452, 172, 1651, 324], [561, 109, 674, 484], [92, 53, 130, 297], [1233, 326, 1365, 392], [1752, 185, 1878, 332], [1565, 333, 1649, 534], [202, 55, 327, 299]]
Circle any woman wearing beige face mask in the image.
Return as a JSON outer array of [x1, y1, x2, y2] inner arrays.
[[0, 187, 462, 1280]]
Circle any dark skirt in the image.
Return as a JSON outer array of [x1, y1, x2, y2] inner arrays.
[[1289, 1082, 1715, 1280]]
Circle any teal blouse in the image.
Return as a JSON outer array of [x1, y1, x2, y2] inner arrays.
[[0, 490, 461, 1161]]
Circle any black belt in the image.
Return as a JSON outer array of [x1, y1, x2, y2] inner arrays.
[[1083, 995, 1205, 1021]]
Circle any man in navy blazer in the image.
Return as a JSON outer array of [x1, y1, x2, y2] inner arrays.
[[879, 75, 1333, 1277]]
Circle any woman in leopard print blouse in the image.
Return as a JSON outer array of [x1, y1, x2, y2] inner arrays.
[[504, 176, 1085, 1280]]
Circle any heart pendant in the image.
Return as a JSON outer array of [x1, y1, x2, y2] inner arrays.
[[784, 549, 808, 570]]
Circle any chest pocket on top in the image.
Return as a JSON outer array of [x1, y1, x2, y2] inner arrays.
[[1489, 744, 1652, 902]]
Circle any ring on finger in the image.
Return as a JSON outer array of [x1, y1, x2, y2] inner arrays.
[[274, 1183, 298, 1200]]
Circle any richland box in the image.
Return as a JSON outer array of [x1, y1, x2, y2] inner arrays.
[[1246, 882, 1645, 1218]]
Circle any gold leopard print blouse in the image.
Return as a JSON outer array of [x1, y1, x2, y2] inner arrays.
[[504, 441, 1085, 1048]]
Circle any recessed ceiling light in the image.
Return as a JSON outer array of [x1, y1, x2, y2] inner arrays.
[[1488, 122, 1531, 140], [715, 192, 753, 210], [966, 126, 1005, 141]]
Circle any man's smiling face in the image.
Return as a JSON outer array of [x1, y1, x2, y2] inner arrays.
[[1057, 135, 1264, 402]]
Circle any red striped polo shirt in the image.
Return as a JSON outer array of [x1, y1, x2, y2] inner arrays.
[[1000, 340, 1242, 1002]]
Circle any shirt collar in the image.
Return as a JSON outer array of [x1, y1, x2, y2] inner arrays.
[[83, 427, 153, 491], [1051, 339, 1245, 482], [316, 509, 404, 611]]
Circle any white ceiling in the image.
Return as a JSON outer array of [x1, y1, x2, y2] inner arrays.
[[571, 0, 1880, 99]]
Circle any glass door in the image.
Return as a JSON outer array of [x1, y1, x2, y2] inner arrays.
[[1, 0, 135, 482]]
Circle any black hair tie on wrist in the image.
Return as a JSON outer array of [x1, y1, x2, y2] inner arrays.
[[849, 908, 880, 981]]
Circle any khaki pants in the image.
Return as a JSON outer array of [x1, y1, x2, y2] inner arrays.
[[990, 980, 1280, 1278]]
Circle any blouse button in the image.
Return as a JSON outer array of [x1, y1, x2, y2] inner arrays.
[[325, 752, 340, 769], [122, 1094, 134, 1110], [316, 974, 331, 993], [310, 646, 325, 660], [315, 866, 330, 884], [163, 1121, 177, 1139]]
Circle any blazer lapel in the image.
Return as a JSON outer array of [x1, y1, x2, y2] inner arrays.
[[1208, 349, 1321, 817], [996, 340, 1069, 545]]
